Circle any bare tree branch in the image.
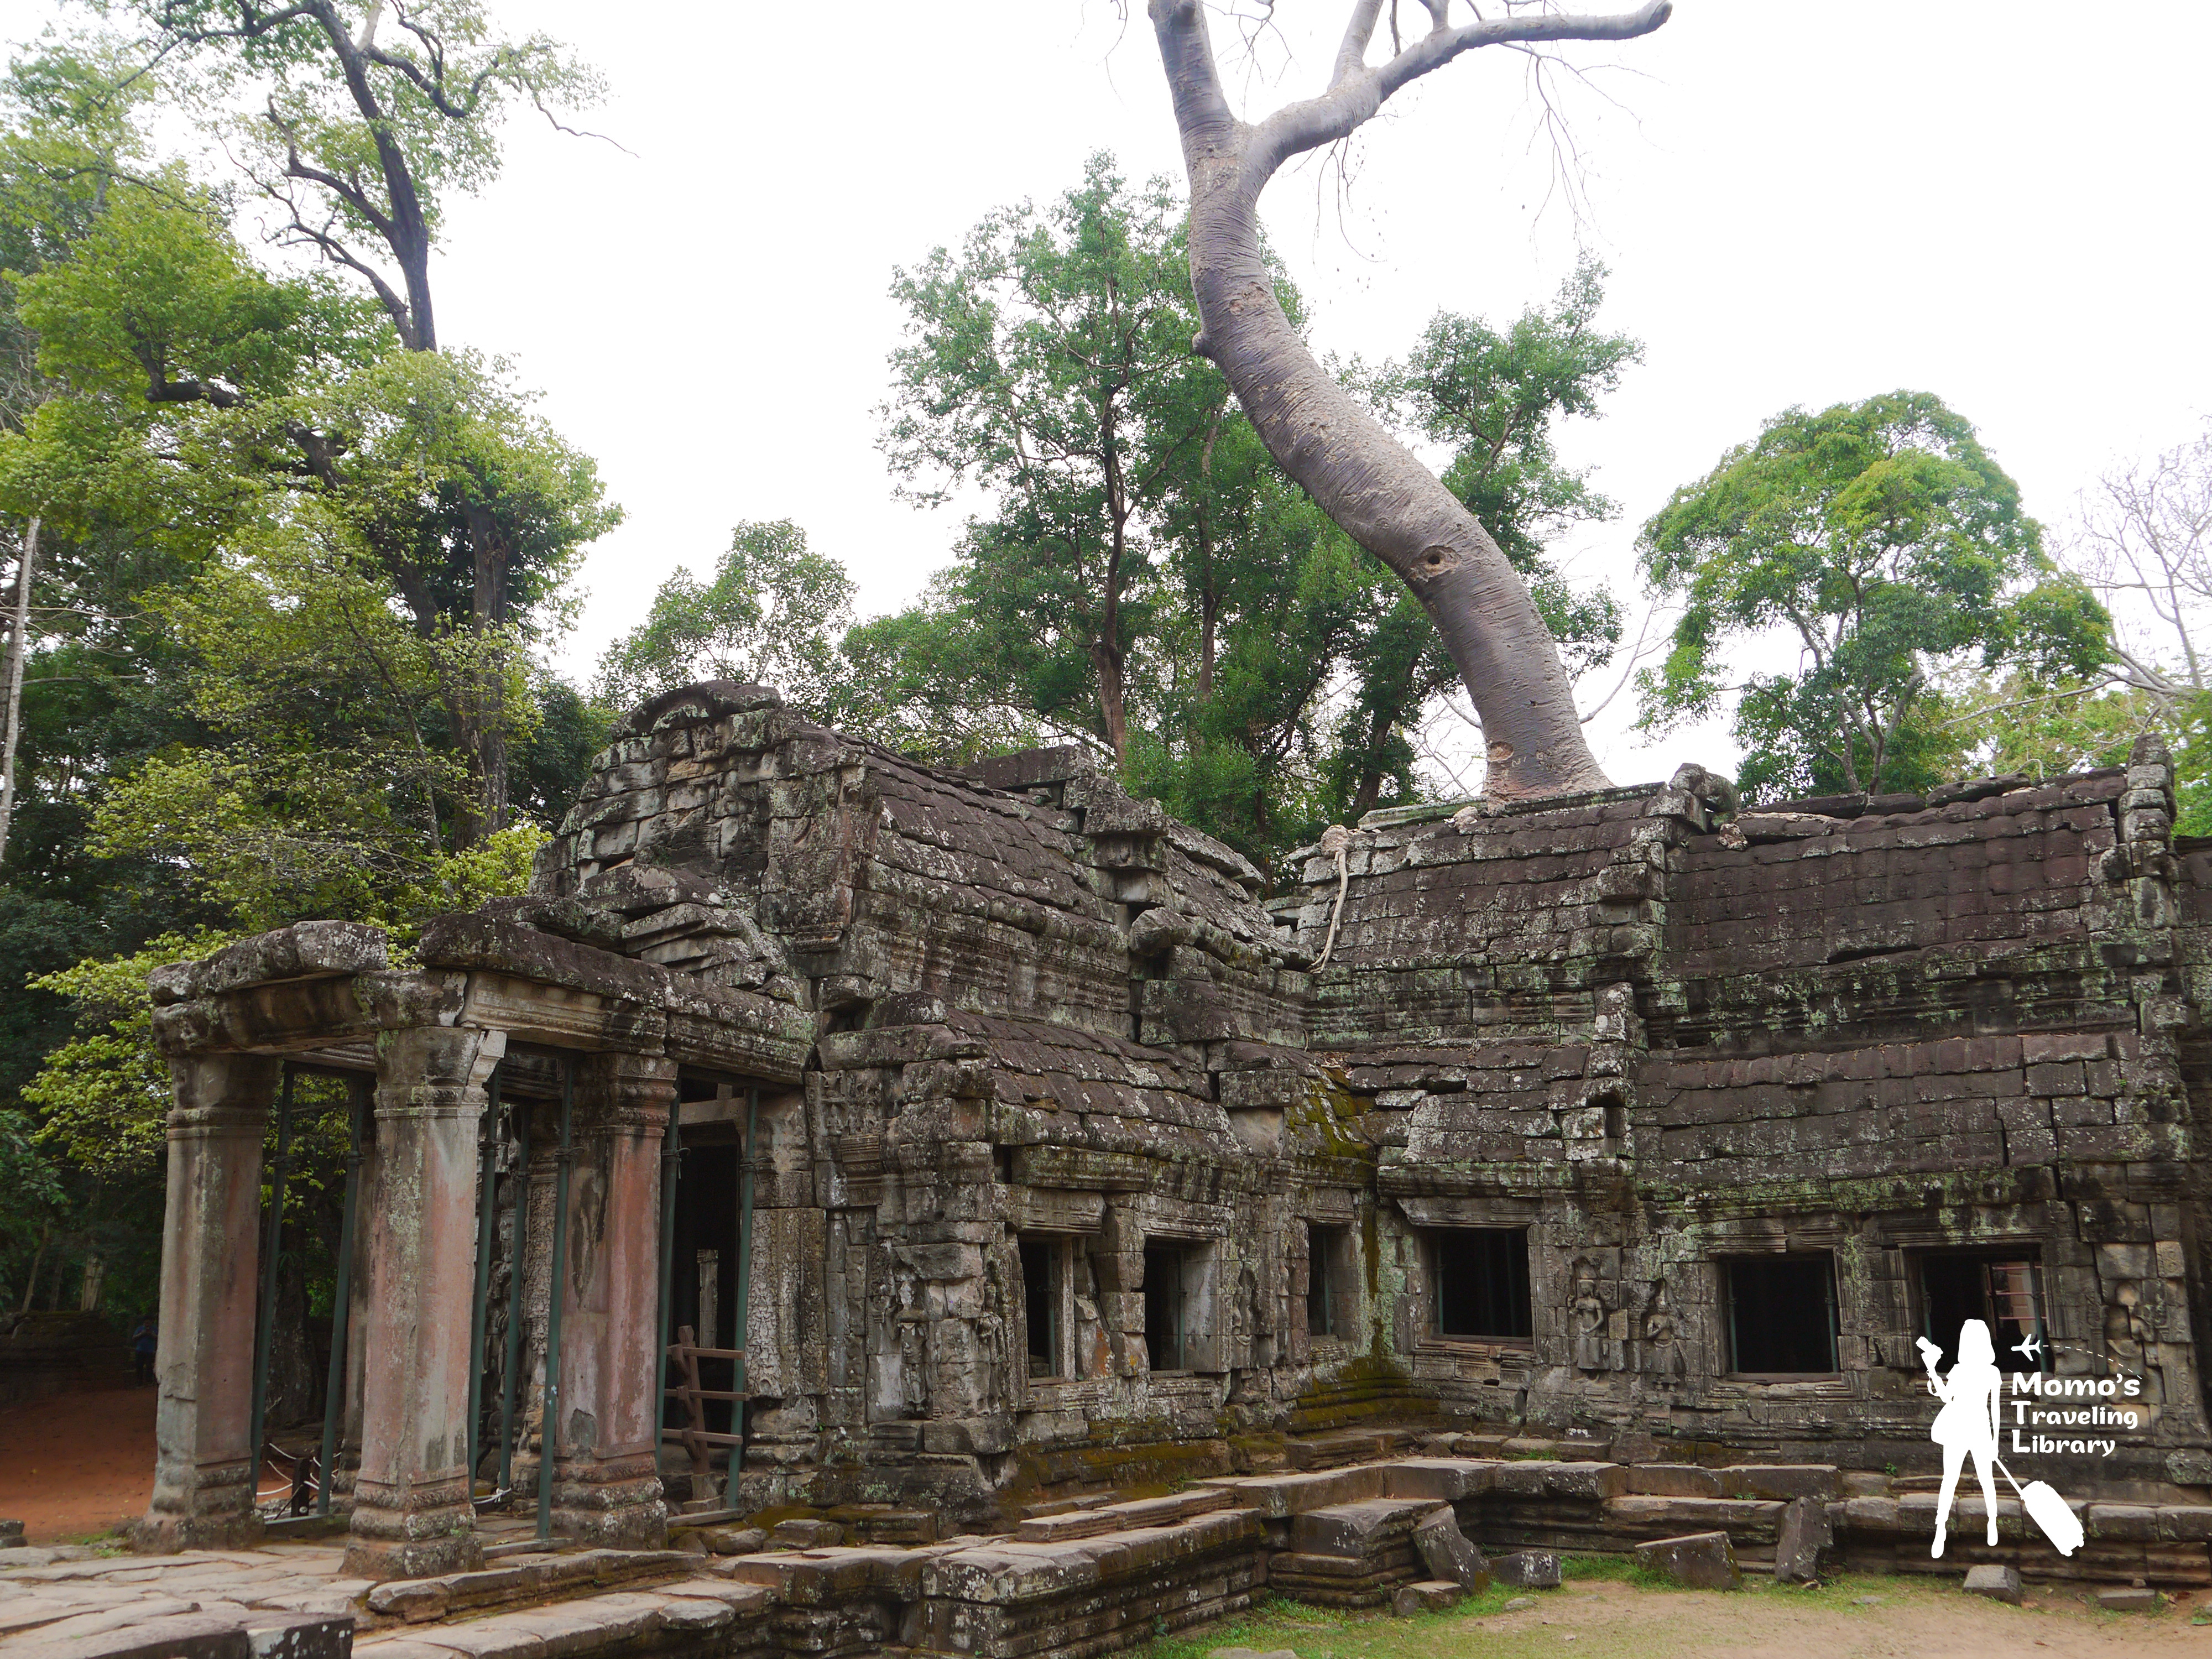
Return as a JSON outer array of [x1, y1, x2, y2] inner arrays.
[[1333, 1, 1387, 87], [1245, 0, 1671, 189]]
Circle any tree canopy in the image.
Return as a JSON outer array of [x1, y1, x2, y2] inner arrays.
[[594, 520, 857, 712], [1636, 390, 2111, 800], [0, 17, 616, 1326]]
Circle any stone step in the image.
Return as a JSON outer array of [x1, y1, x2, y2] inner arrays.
[[1013, 1489, 1230, 1543], [361, 1550, 699, 1625], [1601, 1496, 1788, 1537]]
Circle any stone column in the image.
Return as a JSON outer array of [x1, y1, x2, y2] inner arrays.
[[550, 1052, 675, 1547], [137, 1053, 280, 1552], [342, 1025, 505, 1580], [332, 1076, 378, 1510]]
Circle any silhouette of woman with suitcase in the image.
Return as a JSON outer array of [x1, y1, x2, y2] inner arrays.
[[1919, 1318, 2002, 1557]]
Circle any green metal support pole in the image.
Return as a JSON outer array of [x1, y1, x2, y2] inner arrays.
[[464, 1068, 501, 1500], [495, 1096, 531, 1497], [315, 1078, 366, 1516], [653, 1093, 682, 1498], [246, 1064, 295, 1512], [731, 1087, 756, 1483], [535, 1056, 576, 1543]]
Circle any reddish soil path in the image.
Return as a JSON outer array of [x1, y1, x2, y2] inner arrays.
[[0, 1383, 156, 1543]]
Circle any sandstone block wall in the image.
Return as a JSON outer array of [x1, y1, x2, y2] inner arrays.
[[507, 686, 2212, 1514]]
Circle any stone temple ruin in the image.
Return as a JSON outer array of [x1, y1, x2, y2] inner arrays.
[[120, 679, 2212, 1645]]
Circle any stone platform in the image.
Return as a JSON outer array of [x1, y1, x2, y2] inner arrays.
[[14, 1451, 2212, 1659]]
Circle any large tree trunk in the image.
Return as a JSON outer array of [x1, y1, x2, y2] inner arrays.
[[1148, 0, 1666, 800], [0, 514, 34, 865]]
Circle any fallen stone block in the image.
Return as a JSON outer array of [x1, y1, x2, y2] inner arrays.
[[1289, 1499, 1432, 1559], [363, 1583, 447, 1625], [1633, 1532, 1742, 1590], [0, 1520, 23, 1547], [1380, 1459, 1495, 1504], [1503, 1595, 1537, 1611], [1774, 1495, 1833, 1584], [700, 1527, 765, 1556], [1391, 1580, 1464, 1617], [1962, 1564, 2022, 1605], [1491, 1551, 1560, 1589], [2095, 1586, 2159, 1612], [769, 1520, 842, 1550], [1411, 1507, 1489, 1593]]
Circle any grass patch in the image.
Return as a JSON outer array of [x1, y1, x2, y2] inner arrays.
[[1559, 1553, 1636, 1583]]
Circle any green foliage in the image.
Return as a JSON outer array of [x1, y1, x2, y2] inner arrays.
[[1943, 673, 2212, 836], [23, 929, 236, 1178], [876, 152, 1214, 760], [831, 579, 1058, 765], [1637, 390, 2112, 800], [0, 22, 606, 1301], [594, 520, 856, 716], [0, 1108, 65, 1243]]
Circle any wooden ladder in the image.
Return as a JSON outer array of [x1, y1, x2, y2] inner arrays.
[[663, 1324, 747, 1498]]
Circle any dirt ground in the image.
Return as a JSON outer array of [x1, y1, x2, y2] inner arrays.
[[1154, 1565, 2211, 1659], [0, 1382, 158, 1543]]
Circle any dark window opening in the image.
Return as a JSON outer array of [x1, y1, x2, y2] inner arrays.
[[1019, 1237, 1061, 1380], [1920, 1253, 2045, 1370], [1144, 1244, 1186, 1371], [1307, 1223, 1343, 1337], [1432, 1228, 1532, 1340], [1725, 1255, 1839, 1374]]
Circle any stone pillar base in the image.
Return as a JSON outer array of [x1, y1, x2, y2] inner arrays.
[[551, 1453, 668, 1548], [133, 1461, 263, 1553], [340, 1476, 482, 1582]]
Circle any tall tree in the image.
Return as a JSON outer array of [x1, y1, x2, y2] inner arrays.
[[594, 520, 858, 713], [1636, 391, 2111, 800], [879, 154, 1217, 762], [102, 0, 605, 843], [1145, 0, 1671, 801]]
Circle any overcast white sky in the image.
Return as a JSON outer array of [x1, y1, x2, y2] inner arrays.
[[25, 2, 2212, 788]]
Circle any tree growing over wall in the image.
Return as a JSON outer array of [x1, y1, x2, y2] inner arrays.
[[1144, 0, 1670, 800]]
